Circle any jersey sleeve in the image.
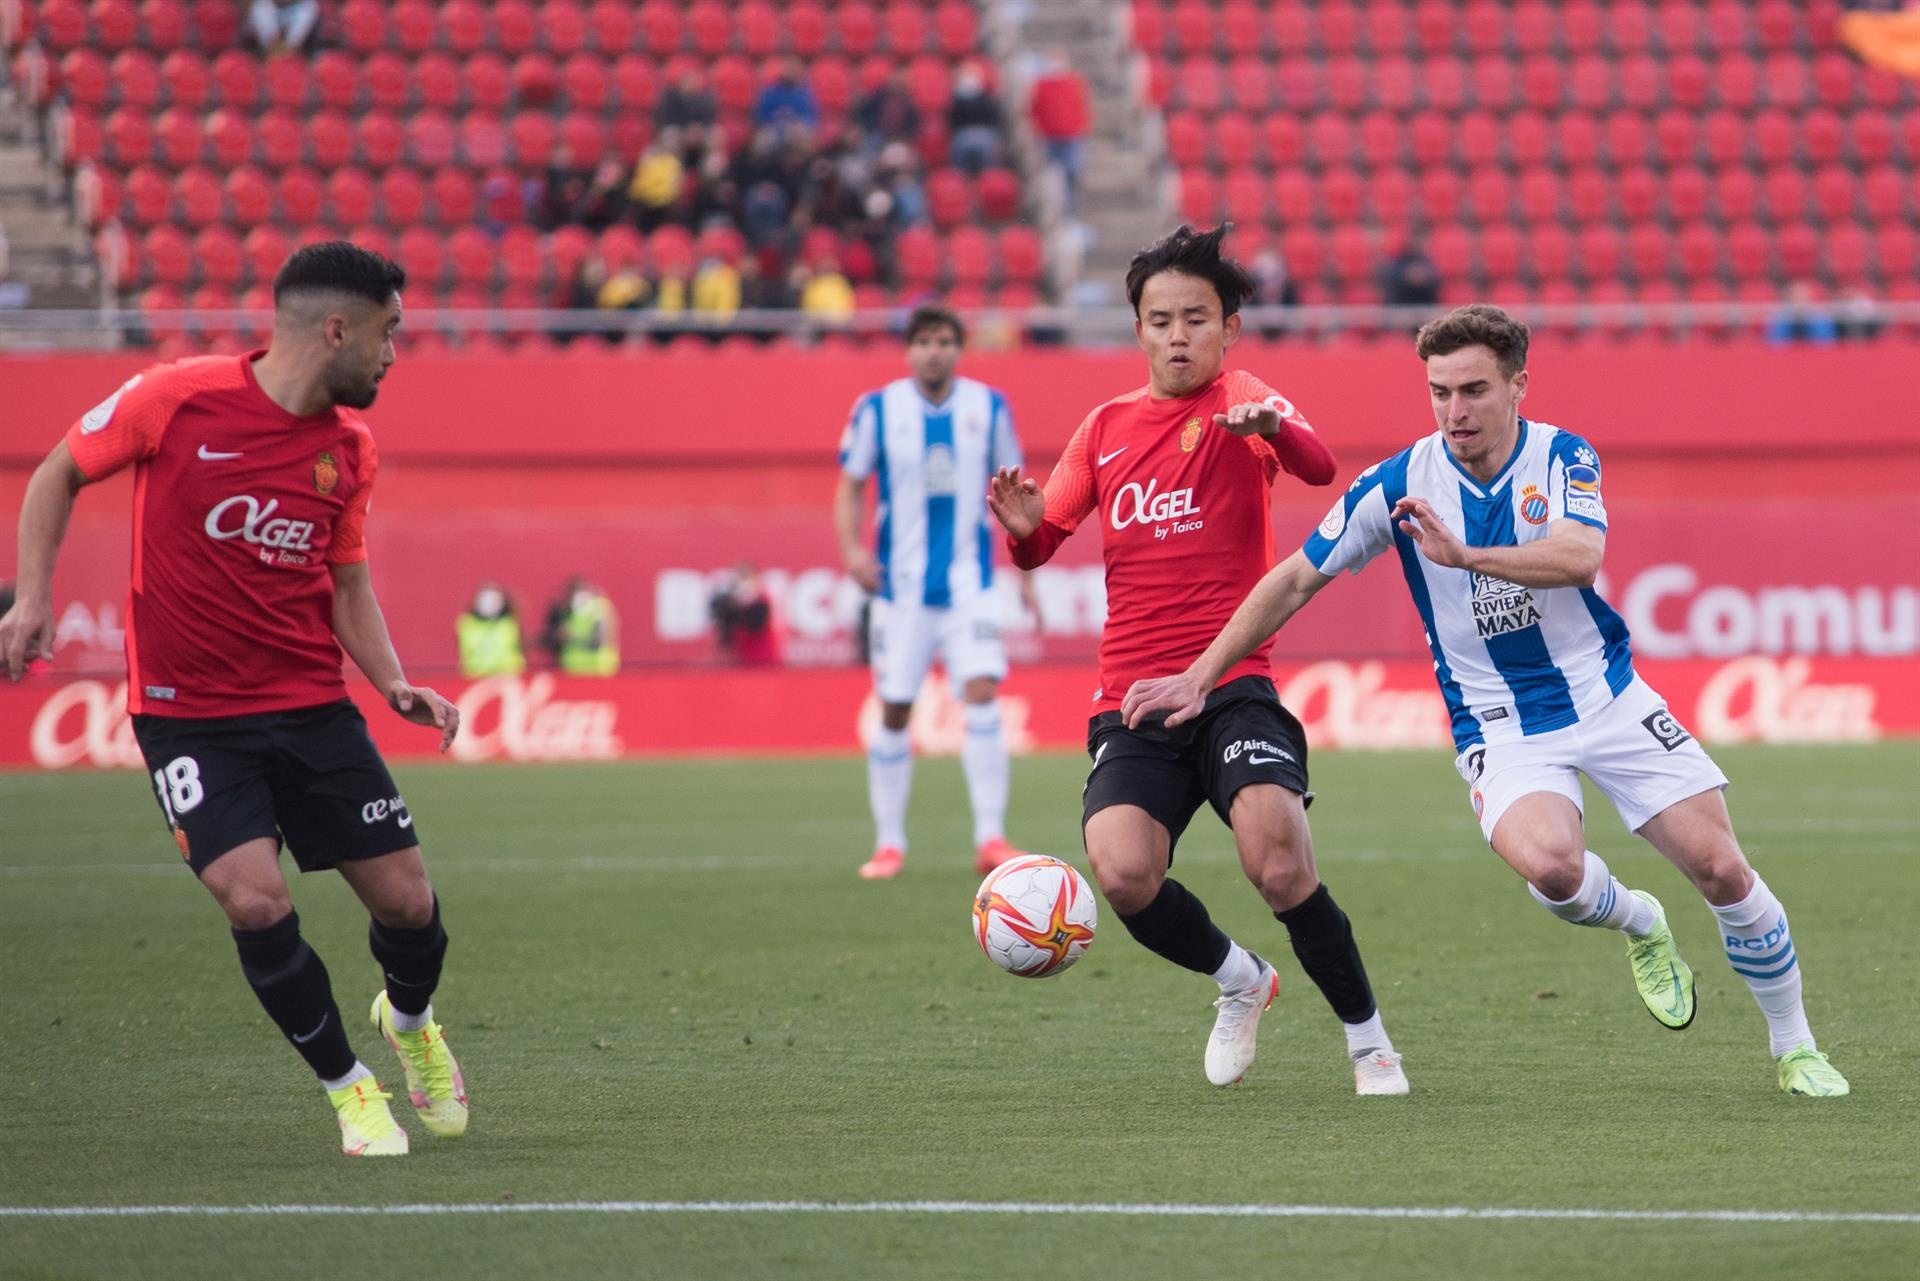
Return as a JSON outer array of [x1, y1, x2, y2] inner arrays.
[[989, 388, 1023, 471], [328, 433, 378, 566], [1223, 369, 1337, 486], [62, 370, 173, 480], [1547, 431, 1608, 531], [1300, 458, 1399, 577], [837, 392, 880, 480], [1008, 408, 1098, 569]]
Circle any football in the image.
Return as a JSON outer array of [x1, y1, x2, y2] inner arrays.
[[971, 855, 1098, 978]]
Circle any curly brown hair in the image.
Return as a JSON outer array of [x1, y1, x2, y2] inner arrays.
[[1414, 304, 1530, 377]]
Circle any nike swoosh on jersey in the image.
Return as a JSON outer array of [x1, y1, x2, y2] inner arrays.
[[197, 445, 244, 460], [1097, 447, 1128, 466], [397, 811, 413, 828]]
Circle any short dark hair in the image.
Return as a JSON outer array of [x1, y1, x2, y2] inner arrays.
[[904, 303, 964, 347], [1415, 304, 1530, 377], [273, 241, 407, 307], [1124, 223, 1255, 318]]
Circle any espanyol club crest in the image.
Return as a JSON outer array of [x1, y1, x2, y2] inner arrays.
[[1180, 417, 1203, 451], [1519, 484, 1549, 525], [313, 451, 338, 495]]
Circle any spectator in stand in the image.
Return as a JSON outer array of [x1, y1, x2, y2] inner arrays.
[[565, 160, 629, 232], [1249, 247, 1300, 339], [541, 578, 620, 676], [692, 255, 742, 326], [628, 132, 685, 232], [248, 0, 320, 54], [1028, 50, 1091, 214], [540, 145, 591, 231], [455, 583, 526, 679], [948, 66, 1007, 175], [709, 564, 784, 666], [1836, 290, 1884, 341], [857, 68, 923, 152], [876, 141, 928, 225], [1766, 281, 1840, 345], [754, 59, 822, 142], [798, 256, 856, 324], [1380, 241, 1441, 310], [654, 68, 718, 150]]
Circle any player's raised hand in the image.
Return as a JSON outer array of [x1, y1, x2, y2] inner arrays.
[[0, 599, 54, 681], [987, 466, 1045, 539], [1213, 401, 1282, 437], [1392, 497, 1473, 569], [1122, 671, 1208, 730], [388, 679, 461, 753]]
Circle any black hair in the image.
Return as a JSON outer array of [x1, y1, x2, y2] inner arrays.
[[1415, 303, 1531, 377], [272, 241, 407, 307], [1124, 223, 1255, 318], [904, 303, 965, 347]]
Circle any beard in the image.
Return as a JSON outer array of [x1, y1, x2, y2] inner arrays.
[[327, 365, 382, 410]]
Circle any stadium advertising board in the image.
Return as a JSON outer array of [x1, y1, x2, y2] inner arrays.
[[7, 654, 1918, 769]]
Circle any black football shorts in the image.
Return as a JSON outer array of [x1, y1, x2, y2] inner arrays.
[[1082, 675, 1312, 862], [131, 698, 420, 876]]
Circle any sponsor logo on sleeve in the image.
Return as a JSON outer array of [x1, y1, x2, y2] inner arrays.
[[1565, 462, 1604, 519], [79, 374, 143, 434], [1641, 708, 1694, 751], [1317, 499, 1347, 540]]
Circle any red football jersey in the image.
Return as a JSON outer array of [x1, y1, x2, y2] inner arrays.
[[1009, 369, 1336, 713], [63, 352, 379, 717]]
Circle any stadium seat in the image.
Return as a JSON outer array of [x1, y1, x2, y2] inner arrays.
[[977, 168, 1021, 223], [255, 110, 303, 170], [364, 51, 409, 113], [494, 0, 539, 55], [338, 0, 385, 53], [407, 112, 458, 169], [308, 111, 354, 169], [108, 48, 158, 110], [357, 112, 405, 170], [103, 108, 152, 166], [442, 0, 488, 53], [242, 225, 289, 285], [194, 224, 243, 286], [61, 108, 105, 166], [153, 107, 202, 168], [175, 165, 222, 227], [925, 167, 970, 229], [429, 167, 478, 224], [379, 168, 428, 226], [141, 224, 193, 285], [325, 168, 376, 226], [223, 164, 274, 227], [276, 168, 324, 225], [542, 0, 589, 55]]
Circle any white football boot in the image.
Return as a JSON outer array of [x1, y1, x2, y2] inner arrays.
[[1205, 958, 1280, 1086]]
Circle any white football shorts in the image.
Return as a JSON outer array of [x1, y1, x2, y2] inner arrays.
[[868, 593, 1008, 705], [1454, 677, 1729, 841]]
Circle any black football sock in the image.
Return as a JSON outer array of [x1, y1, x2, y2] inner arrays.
[[1118, 878, 1233, 975], [368, 896, 448, 1018], [232, 910, 356, 1081], [1274, 884, 1378, 1023]]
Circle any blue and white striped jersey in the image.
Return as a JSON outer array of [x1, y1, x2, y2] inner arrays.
[[1302, 418, 1634, 751], [838, 377, 1023, 607]]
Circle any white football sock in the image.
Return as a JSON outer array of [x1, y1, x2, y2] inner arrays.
[[1210, 940, 1263, 992], [1529, 850, 1656, 934], [387, 1001, 431, 1033], [867, 724, 913, 852], [961, 700, 1011, 847], [1342, 1010, 1395, 1058], [1710, 875, 1814, 1057], [320, 1062, 373, 1092]]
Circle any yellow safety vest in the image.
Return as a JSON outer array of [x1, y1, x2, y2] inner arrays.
[[559, 597, 618, 675], [456, 613, 525, 678]]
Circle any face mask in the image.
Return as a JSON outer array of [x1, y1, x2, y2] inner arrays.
[[573, 591, 594, 612], [474, 589, 505, 617]]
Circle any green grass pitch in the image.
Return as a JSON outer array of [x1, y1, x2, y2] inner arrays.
[[2, 742, 1917, 1280]]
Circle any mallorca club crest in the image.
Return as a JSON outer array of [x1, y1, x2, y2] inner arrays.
[[1519, 483, 1549, 525], [1180, 416, 1204, 452], [313, 450, 338, 495]]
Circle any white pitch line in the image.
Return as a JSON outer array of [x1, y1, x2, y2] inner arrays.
[[2, 1200, 1917, 1225]]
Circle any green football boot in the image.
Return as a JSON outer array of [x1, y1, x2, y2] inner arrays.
[[1625, 891, 1696, 1030]]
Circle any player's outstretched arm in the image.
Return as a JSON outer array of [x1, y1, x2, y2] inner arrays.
[[331, 561, 460, 752], [1393, 497, 1604, 588], [1, 442, 91, 681], [1122, 550, 1334, 729]]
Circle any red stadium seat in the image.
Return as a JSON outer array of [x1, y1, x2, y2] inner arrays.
[[1777, 222, 1820, 279], [256, 109, 303, 169], [407, 111, 457, 168], [194, 224, 243, 285], [1366, 169, 1414, 223], [357, 112, 405, 169], [611, 54, 656, 110], [444, 227, 492, 286], [415, 53, 462, 113], [242, 225, 289, 285], [1762, 166, 1807, 221], [443, 0, 488, 53], [124, 164, 172, 223], [108, 48, 158, 110], [379, 167, 428, 225], [636, 0, 680, 54], [158, 47, 210, 108], [1713, 169, 1761, 222], [1604, 111, 1650, 168], [89, 0, 136, 48], [429, 167, 478, 224], [261, 53, 309, 112], [307, 111, 353, 169], [494, 0, 539, 55], [1701, 111, 1746, 167], [977, 168, 1021, 222], [1874, 225, 1916, 280], [310, 51, 358, 111], [1625, 223, 1672, 282], [934, 0, 978, 56], [467, 53, 512, 112], [1528, 225, 1576, 282], [508, 111, 556, 167], [542, 0, 588, 55], [1261, 115, 1306, 169], [996, 225, 1043, 286], [397, 226, 446, 285], [338, 0, 385, 53], [200, 107, 250, 168], [1862, 166, 1906, 223], [364, 51, 409, 112], [946, 226, 992, 287], [325, 168, 375, 226], [710, 55, 755, 113], [223, 163, 276, 227], [57, 47, 109, 108], [104, 107, 153, 166], [1852, 111, 1896, 166], [883, 1, 928, 54], [389, 0, 435, 54], [686, 0, 727, 55], [1576, 224, 1623, 281], [1803, 109, 1846, 166], [175, 165, 222, 226], [838, 2, 880, 57], [271, 168, 319, 225], [1812, 165, 1857, 222], [62, 108, 105, 166], [1479, 224, 1523, 281], [456, 112, 505, 168], [1676, 223, 1721, 280], [925, 167, 970, 229], [142, 225, 193, 285], [1666, 168, 1710, 222], [153, 106, 202, 167], [585, 0, 632, 52]]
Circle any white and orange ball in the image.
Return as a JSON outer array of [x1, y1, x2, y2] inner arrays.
[[971, 855, 1098, 978]]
